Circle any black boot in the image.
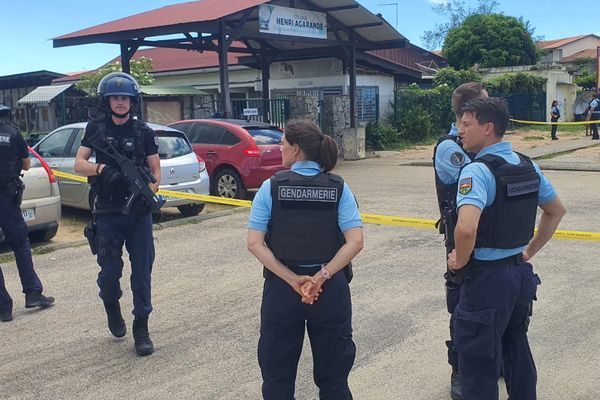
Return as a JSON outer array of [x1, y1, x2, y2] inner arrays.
[[0, 308, 13, 322], [25, 291, 55, 308], [104, 301, 126, 338], [133, 317, 154, 356], [450, 369, 462, 400]]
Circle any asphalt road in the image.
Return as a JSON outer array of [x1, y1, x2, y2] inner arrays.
[[1, 157, 598, 400]]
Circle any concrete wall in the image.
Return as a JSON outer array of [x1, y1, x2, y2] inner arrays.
[[480, 65, 577, 121]]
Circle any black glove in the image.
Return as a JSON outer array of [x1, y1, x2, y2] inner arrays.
[[100, 165, 127, 187]]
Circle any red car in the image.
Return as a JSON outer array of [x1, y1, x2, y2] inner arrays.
[[169, 119, 286, 198]]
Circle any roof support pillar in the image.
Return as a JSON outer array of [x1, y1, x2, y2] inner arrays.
[[120, 43, 131, 73], [348, 43, 357, 128], [218, 21, 232, 118], [261, 59, 271, 123]]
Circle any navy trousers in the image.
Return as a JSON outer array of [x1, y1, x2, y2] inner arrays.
[[0, 191, 43, 313], [94, 213, 154, 318], [454, 259, 539, 400], [258, 265, 356, 400], [446, 279, 461, 371]]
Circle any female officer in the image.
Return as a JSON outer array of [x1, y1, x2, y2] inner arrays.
[[247, 119, 363, 400]]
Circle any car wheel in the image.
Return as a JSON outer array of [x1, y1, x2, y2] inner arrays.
[[213, 168, 247, 199], [177, 203, 205, 217], [29, 225, 59, 242]]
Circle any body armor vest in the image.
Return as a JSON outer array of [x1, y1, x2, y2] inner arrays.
[[266, 171, 344, 265], [433, 135, 475, 234], [88, 118, 148, 210], [0, 122, 23, 185], [474, 153, 540, 249]]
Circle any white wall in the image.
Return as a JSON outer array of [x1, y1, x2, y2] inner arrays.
[[560, 36, 600, 58], [355, 74, 395, 119]]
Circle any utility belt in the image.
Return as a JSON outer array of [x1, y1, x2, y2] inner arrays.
[[445, 253, 524, 285], [0, 177, 25, 206], [263, 262, 353, 283]]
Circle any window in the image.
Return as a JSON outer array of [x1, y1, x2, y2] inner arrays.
[[187, 123, 225, 144], [245, 128, 282, 145], [220, 130, 241, 145], [357, 86, 379, 122], [156, 132, 193, 159], [67, 129, 84, 157], [36, 128, 73, 158]]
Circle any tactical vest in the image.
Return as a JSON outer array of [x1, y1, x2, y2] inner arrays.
[[88, 118, 149, 210], [433, 135, 475, 228], [0, 122, 23, 185], [266, 171, 345, 265], [474, 153, 540, 249]]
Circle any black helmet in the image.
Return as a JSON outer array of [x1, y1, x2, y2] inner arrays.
[[97, 72, 140, 101], [0, 105, 11, 119]]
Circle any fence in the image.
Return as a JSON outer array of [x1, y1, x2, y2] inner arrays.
[[212, 98, 290, 128]]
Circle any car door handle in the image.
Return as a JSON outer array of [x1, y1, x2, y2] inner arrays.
[[49, 163, 60, 168], [205, 151, 217, 156]]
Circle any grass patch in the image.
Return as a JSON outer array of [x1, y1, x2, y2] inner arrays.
[[511, 123, 588, 134]]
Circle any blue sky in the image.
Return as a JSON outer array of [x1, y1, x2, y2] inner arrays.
[[0, 0, 594, 76]]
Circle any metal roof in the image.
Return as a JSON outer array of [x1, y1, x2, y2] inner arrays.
[[17, 84, 73, 104], [53, 0, 407, 51], [140, 86, 208, 96]]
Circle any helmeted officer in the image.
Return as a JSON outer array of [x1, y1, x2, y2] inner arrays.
[[247, 119, 363, 399], [448, 97, 566, 399], [0, 105, 55, 322], [433, 82, 487, 400], [74, 72, 161, 356]]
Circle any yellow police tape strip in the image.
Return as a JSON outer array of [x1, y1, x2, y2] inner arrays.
[[510, 118, 600, 125], [52, 170, 600, 242]]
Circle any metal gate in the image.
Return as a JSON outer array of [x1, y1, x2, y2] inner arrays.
[[212, 98, 290, 128]]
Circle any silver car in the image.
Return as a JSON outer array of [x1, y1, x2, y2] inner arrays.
[[0, 148, 62, 243], [33, 122, 210, 216]]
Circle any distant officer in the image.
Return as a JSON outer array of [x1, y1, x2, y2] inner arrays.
[[448, 97, 566, 399], [588, 93, 600, 140], [74, 73, 160, 356], [0, 105, 55, 322], [247, 119, 363, 399], [433, 82, 487, 400]]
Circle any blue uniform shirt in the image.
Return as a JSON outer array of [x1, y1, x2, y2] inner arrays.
[[248, 160, 363, 235], [456, 141, 557, 261], [435, 123, 471, 185]]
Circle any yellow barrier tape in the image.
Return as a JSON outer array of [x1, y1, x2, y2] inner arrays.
[[510, 118, 600, 126], [52, 170, 600, 241]]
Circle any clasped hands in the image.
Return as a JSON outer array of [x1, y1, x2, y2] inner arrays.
[[292, 274, 325, 305]]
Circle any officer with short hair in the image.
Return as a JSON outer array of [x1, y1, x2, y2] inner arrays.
[[74, 72, 160, 356], [247, 119, 363, 399], [448, 97, 566, 399], [0, 105, 55, 322], [433, 82, 487, 400]]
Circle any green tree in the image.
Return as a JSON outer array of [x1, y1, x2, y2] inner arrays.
[[575, 71, 596, 90], [422, 0, 500, 50], [442, 14, 538, 69], [75, 57, 155, 94], [433, 67, 482, 89]]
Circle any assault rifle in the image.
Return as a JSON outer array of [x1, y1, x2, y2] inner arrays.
[[440, 200, 456, 256], [88, 131, 164, 216]]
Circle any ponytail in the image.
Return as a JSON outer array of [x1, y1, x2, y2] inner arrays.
[[284, 119, 339, 172]]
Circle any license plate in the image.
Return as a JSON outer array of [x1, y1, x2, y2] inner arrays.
[[22, 208, 35, 221]]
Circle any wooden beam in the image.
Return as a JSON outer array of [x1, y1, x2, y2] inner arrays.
[[322, 4, 359, 12], [348, 22, 383, 29], [218, 21, 232, 118]]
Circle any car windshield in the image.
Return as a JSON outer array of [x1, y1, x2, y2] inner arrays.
[[156, 132, 192, 159], [245, 128, 283, 145]]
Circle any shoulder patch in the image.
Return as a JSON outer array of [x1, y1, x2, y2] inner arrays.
[[450, 151, 465, 166], [458, 177, 472, 195]]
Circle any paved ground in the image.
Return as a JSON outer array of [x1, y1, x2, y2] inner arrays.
[[1, 141, 598, 399]]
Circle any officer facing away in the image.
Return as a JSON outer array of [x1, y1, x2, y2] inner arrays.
[[0, 105, 55, 322], [247, 119, 363, 399], [433, 81, 487, 400], [448, 97, 566, 399], [74, 73, 160, 356]]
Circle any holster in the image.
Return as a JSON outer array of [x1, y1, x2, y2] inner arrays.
[[0, 178, 24, 206], [15, 178, 25, 206], [84, 220, 97, 255], [444, 267, 471, 285]]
